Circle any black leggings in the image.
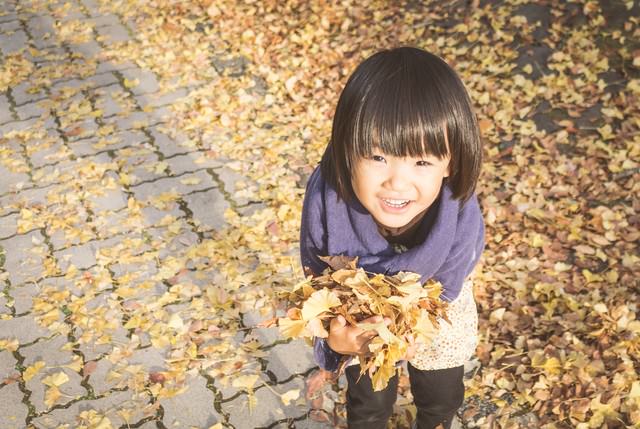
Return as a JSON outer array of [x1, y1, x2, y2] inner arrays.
[[345, 363, 464, 429]]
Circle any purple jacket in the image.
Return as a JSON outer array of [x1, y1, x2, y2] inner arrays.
[[299, 166, 485, 371]]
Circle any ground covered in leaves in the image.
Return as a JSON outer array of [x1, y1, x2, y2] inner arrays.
[[0, 0, 639, 428]]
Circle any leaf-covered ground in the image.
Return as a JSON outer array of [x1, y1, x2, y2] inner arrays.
[[0, 0, 639, 428]]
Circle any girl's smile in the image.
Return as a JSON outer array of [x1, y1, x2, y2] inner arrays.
[[351, 149, 450, 228]]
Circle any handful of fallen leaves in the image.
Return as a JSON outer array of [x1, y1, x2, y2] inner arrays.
[[278, 256, 449, 391]]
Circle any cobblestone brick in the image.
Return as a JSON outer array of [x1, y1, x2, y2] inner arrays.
[[181, 187, 230, 231], [147, 126, 192, 157], [32, 390, 139, 428], [0, 94, 14, 123], [121, 68, 160, 96], [14, 99, 47, 121], [95, 59, 136, 74], [10, 82, 48, 105], [71, 40, 103, 58], [160, 375, 221, 428], [0, 29, 28, 55], [79, 0, 105, 17], [2, 315, 50, 344], [53, 236, 119, 268], [266, 340, 315, 382], [86, 14, 121, 27], [0, 350, 17, 381], [95, 23, 130, 45], [25, 15, 56, 48], [0, 213, 18, 239], [0, 164, 30, 195], [1, 230, 46, 286], [0, 383, 28, 429]]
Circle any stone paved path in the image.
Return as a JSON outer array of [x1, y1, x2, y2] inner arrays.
[[0, 1, 332, 427]]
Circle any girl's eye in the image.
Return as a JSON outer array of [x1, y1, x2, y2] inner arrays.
[[416, 160, 432, 167], [372, 155, 386, 163]]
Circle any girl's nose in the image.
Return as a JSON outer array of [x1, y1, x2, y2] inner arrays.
[[384, 167, 411, 192]]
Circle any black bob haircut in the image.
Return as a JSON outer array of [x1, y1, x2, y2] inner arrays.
[[320, 46, 482, 204]]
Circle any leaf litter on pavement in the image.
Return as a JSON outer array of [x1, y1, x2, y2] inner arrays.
[[0, 0, 638, 428]]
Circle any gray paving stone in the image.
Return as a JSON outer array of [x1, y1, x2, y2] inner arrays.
[[181, 187, 229, 231], [106, 110, 154, 131], [120, 68, 160, 96], [95, 59, 136, 74], [225, 378, 307, 429], [0, 382, 28, 429], [266, 340, 315, 382], [162, 154, 200, 177], [87, 188, 128, 213], [0, 213, 18, 239], [0, 29, 27, 55], [130, 171, 214, 201], [25, 14, 56, 45], [11, 282, 40, 315], [52, 237, 105, 269], [215, 165, 251, 206], [160, 375, 221, 428], [0, 350, 17, 381], [148, 126, 192, 158], [31, 389, 139, 428], [71, 39, 102, 58], [1, 116, 57, 135], [79, 0, 105, 17], [135, 87, 188, 109], [21, 333, 75, 367], [85, 14, 121, 27], [0, 163, 30, 195], [0, 13, 18, 25], [10, 82, 48, 105], [94, 84, 125, 117], [243, 310, 280, 345], [28, 139, 72, 169], [14, 99, 48, 121], [0, 94, 14, 123], [140, 205, 183, 227], [1, 230, 46, 286], [1, 315, 50, 345], [0, 185, 50, 214], [0, 19, 20, 32], [87, 71, 119, 88], [95, 23, 130, 45]]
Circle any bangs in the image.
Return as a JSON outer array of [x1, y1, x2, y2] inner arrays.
[[321, 47, 482, 204], [347, 54, 451, 167]]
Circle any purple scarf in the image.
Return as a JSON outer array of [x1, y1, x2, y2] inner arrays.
[[300, 166, 484, 302]]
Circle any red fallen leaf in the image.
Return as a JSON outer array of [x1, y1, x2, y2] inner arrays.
[[64, 126, 84, 137], [83, 360, 98, 377], [305, 369, 332, 400], [233, 361, 243, 370], [168, 268, 189, 285], [266, 221, 280, 237], [149, 372, 166, 385], [256, 316, 278, 328], [2, 373, 21, 385], [309, 409, 330, 423], [189, 320, 203, 332]]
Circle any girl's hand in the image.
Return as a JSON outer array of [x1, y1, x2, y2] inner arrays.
[[326, 315, 390, 355]]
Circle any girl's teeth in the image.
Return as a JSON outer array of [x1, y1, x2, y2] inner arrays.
[[383, 199, 409, 207]]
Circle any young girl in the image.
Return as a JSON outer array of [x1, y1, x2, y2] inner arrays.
[[299, 47, 485, 429]]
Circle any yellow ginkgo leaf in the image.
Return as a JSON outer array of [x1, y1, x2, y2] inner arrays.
[[278, 317, 306, 339], [300, 288, 341, 321], [23, 361, 46, 381], [44, 385, 62, 408], [42, 371, 70, 387], [231, 374, 259, 392], [280, 388, 300, 406]]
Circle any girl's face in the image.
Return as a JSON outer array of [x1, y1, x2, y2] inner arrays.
[[351, 148, 450, 228]]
